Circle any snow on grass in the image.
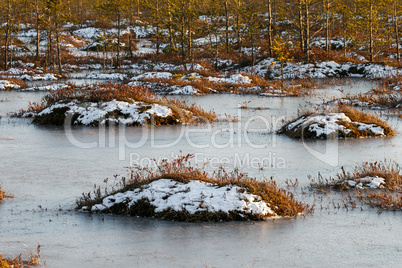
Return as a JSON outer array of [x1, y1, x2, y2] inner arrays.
[[131, 71, 173, 81], [86, 73, 127, 80], [169, 85, 198, 95], [22, 83, 68, 91], [260, 88, 289, 97], [0, 68, 28, 75], [0, 80, 21, 90], [36, 99, 174, 126], [72, 27, 103, 39], [208, 74, 252, 84], [127, 81, 198, 95], [20, 73, 59, 81], [345, 176, 385, 189], [180, 73, 202, 81], [244, 58, 402, 79], [312, 159, 402, 193], [279, 112, 391, 139], [90, 178, 275, 217]]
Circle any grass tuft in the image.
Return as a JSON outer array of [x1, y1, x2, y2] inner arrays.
[[0, 244, 41, 268], [0, 185, 13, 201], [311, 160, 402, 191]]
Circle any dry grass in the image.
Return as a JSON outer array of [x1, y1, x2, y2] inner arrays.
[[0, 185, 13, 201], [311, 160, 402, 191], [22, 84, 217, 126], [356, 191, 402, 211], [339, 105, 395, 136], [76, 154, 308, 221], [2, 78, 27, 90], [0, 245, 41, 268]]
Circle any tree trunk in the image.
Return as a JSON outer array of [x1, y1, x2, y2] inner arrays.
[[46, 28, 51, 71], [298, 0, 305, 51], [369, 0, 373, 62], [394, 1, 400, 63], [168, 2, 175, 50], [267, 0, 273, 57], [55, 24, 62, 74], [117, 13, 121, 68], [35, 0, 40, 58], [325, 1, 330, 55], [224, 1, 229, 53], [4, 0, 11, 70], [156, 0, 160, 55], [304, 1, 310, 63], [128, 33, 133, 58]]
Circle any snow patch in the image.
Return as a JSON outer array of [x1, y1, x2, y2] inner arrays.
[[0, 80, 21, 90], [91, 179, 275, 217]]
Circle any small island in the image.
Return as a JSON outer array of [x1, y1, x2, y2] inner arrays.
[[77, 155, 307, 221], [22, 84, 216, 126], [278, 106, 395, 139]]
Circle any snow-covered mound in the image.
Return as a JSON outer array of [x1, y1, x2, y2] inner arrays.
[[279, 113, 390, 139], [246, 58, 402, 79], [72, 27, 103, 39], [168, 85, 198, 95], [88, 178, 276, 219], [180, 73, 202, 81], [0, 80, 21, 90], [131, 72, 173, 81], [208, 74, 252, 84], [345, 176, 385, 189], [22, 83, 68, 91], [32, 99, 177, 126], [86, 73, 127, 80], [20, 73, 59, 81], [128, 81, 198, 95]]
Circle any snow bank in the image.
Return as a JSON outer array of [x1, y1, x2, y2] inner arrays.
[[131, 72, 173, 81], [127, 81, 198, 95], [208, 74, 252, 84], [86, 73, 127, 80], [72, 27, 103, 39], [22, 83, 68, 91], [281, 113, 387, 139], [90, 178, 275, 217], [345, 176, 385, 189], [0, 80, 21, 90], [169, 85, 198, 95], [245, 58, 402, 79], [21, 73, 59, 81], [35, 99, 175, 126]]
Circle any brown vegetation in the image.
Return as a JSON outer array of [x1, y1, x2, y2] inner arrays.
[[0, 185, 13, 201], [22, 84, 217, 126], [311, 160, 402, 191], [0, 245, 41, 268]]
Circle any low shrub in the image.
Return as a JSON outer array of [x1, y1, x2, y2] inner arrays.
[[0, 245, 41, 268], [311, 160, 402, 191]]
